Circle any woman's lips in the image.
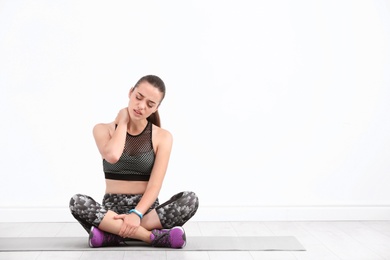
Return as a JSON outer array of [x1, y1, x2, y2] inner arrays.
[[134, 109, 142, 116]]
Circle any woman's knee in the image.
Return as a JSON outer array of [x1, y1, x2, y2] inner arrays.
[[69, 193, 94, 213], [69, 194, 81, 211], [180, 191, 199, 213], [157, 191, 199, 228]]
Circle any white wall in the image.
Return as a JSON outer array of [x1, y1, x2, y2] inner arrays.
[[1, 0, 390, 222]]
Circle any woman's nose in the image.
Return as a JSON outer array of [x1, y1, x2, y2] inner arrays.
[[138, 101, 146, 109]]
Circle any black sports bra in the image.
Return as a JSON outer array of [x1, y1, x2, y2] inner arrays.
[[103, 121, 155, 181]]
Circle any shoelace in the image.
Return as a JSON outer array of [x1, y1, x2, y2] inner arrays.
[[102, 233, 122, 246], [152, 230, 171, 247]]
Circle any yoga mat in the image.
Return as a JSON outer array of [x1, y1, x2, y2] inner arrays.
[[0, 236, 305, 251]]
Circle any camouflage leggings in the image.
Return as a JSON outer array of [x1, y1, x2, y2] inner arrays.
[[69, 191, 199, 233]]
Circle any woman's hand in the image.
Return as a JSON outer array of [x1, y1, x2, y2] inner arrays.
[[115, 108, 130, 125], [114, 213, 141, 238]]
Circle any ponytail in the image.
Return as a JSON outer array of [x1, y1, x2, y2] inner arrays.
[[147, 111, 161, 127]]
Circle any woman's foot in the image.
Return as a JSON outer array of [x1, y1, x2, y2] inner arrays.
[[150, 226, 186, 248], [89, 226, 123, 248]]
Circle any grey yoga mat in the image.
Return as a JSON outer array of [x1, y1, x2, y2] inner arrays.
[[0, 236, 305, 251]]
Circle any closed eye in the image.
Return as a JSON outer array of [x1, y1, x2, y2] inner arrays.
[[136, 92, 157, 108]]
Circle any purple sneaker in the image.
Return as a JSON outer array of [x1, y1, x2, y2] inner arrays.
[[150, 226, 186, 248], [88, 226, 123, 248]]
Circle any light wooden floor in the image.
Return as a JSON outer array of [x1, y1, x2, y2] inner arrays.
[[0, 221, 390, 259]]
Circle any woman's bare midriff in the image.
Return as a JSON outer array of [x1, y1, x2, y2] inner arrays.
[[105, 179, 148, 194]]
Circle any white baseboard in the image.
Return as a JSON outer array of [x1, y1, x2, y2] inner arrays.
[[193, 205, 390, 221], [1, 205, 390, 222]]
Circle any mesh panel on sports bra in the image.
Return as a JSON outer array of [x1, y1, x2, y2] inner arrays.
[[123, 122, 153, 155], [103, 121, 155, 181]]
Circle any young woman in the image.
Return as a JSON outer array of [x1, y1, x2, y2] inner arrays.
[[69, 75, 199, 248]]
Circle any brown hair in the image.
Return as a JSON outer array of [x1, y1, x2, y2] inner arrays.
[[134, 75, 166, 127]]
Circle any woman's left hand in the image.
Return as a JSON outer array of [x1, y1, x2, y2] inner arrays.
[[114, 213, 141, 238]]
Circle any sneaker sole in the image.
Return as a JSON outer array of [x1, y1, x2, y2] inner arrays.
[[88, 226, 95, 248]]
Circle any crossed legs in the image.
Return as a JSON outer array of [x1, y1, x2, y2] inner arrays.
[[98, 209, 162, 243]]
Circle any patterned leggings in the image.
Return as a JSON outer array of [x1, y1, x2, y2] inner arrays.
[[69, 191, 199, 233]]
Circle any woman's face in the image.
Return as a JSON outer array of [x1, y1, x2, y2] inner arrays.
[[128, 81, 163, 120]]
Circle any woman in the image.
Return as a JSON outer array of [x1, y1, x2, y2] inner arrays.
[[69, 75, 199, 248]]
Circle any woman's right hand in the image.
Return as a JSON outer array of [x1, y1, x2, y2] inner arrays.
[[115, 107, 130, 125]]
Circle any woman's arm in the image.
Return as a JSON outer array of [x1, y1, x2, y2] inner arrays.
[[115, 127, 173, 237], [136, 127, 173, 215], [93, 108, 129, 163]]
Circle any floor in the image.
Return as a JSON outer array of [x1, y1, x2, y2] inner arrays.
[[0, 221, 389, 259]]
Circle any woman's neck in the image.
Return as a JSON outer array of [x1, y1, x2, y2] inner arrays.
[[127, 119, 148, 135]]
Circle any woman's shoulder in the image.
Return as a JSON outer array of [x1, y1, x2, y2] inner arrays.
[[152, 124, 173, 143]]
